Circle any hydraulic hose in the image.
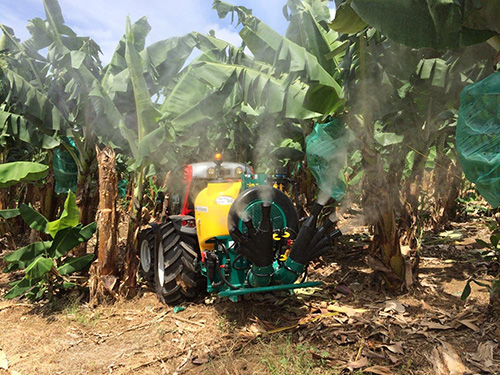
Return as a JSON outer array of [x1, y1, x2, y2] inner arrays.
[[216, 257, 239, 290]]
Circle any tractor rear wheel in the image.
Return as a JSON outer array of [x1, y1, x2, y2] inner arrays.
[[138, 228, 155, 281], [154, 220, 202, 304]]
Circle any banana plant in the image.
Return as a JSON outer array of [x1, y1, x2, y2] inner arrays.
[[157, 1, 346, 174], [119, 17, 164, 287], [213, 0, 344, 115], [331, 12, 496, 289], [88, 18, 205, 287], [0, 0, 105, 230], [2, 191, 96, 300], [331, 0, 500, 50]]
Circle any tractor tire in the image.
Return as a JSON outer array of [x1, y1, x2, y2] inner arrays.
[[138, 228, 155, 281], [154, 220, 202, 304]]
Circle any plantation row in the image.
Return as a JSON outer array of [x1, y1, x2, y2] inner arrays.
[[0, 0, 499, 304]]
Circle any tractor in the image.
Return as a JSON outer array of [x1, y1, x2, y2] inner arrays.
[[138, 153, 341, 303]]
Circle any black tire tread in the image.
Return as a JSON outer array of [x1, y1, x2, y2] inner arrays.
[[138, 228, 155, 281], [156, 220, 203, 304]]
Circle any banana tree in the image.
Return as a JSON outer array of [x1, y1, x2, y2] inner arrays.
[[88, 18, 202, 289], [119, 17, 164, 288], [0, 0, 103, 230], [330, 0, 499, 289], [158, 1, 345, 176], [331, 7, 498, 289], [332, 0, 499, 50], [155, 1, 347, 207]]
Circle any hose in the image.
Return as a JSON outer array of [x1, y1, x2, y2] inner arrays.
[[217, 258, 239, 290], [232, 251, 251, 271]]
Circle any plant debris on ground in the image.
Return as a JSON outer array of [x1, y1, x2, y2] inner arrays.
[[1, 219, 498, 375]]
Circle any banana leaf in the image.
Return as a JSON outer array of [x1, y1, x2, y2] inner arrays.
[[213, 0, 343, 114], [166, 61, 322, 130], [19, 204, 49, 233], [0, 209, 20, 219], [285, 0, 344, 76], [124, 16, 162, 168], [0, 110, 60, 149], [1, 68, 72, 134], [25, 255, 53, 279], [346, 0, 498, 50], [0, 161, 48, 188], [329, 0, 367, 34], [3, 276, 43, 299], [46, 191, 80, 238], [2, 241, 52, 270], [48, 222, 96, 258], [57, 254, 94, 276]]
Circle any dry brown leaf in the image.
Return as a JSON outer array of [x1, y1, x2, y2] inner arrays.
[[391, 314, 408, 325], [420, 300, 433, 311], [238, 331, 257, 340], [382, 342, 404, 354], [191, 355, 210, 365], [421, 321, 454, 330], [0, 350, 8, 370], [467, 341, 496, 372], [453, 308, 479, 321], [363, 349, 385, 360], [476, 341, 495, 364], [364, 365, 393, 375], [430, 342, 467, 375], [366, 255, 393, 273], [386, 352, 399, 364], [384, 300, 406, 314], [457, 319, 480, 332], [400, 245, 411, 256], [346, 357, 369, 369], [327, 304, 367, 317], [248, 323, 266, 334]]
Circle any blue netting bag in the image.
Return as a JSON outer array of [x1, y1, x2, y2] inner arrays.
[[53, 138, 78, 194], [456, 71, 500, 208], [305, 119, 348, 201]]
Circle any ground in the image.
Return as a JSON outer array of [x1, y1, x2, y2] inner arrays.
[[0, 216, 499, 375]]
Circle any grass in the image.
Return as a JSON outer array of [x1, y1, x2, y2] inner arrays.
[[204, 334, 341, 375], [217, 313, 238, 333], [63, 299, 100, 326], [260, 337, 322, 375]]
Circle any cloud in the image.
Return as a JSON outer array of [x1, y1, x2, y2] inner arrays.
[[1, 0, 289, 62], [205, 24, 243, 47]]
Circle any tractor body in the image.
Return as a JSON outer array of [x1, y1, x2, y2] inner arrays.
[[139, 157, 340, 303]]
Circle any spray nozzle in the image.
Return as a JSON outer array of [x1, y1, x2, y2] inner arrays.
[[243, 217, 256, 236], [260, 201, 272, 232], [329, 228, 342, 240], [310, 201, 324, 219], [229, 202, 275, 268], [288, 201, 343, 265]]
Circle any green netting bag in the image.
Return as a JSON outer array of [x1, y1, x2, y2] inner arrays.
[[118, 179, 128, 198], [305, 119, 348, 201], [53, 139, 78, 194], [456, 71, 500, 208]]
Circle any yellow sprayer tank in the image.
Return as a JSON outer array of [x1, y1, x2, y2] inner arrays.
[[194, 181, 242, 251]]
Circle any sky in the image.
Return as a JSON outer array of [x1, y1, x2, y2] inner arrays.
[[0, 0, 292, 63]]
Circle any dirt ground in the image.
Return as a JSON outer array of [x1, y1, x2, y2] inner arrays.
[[0, 216, 499, 375]]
